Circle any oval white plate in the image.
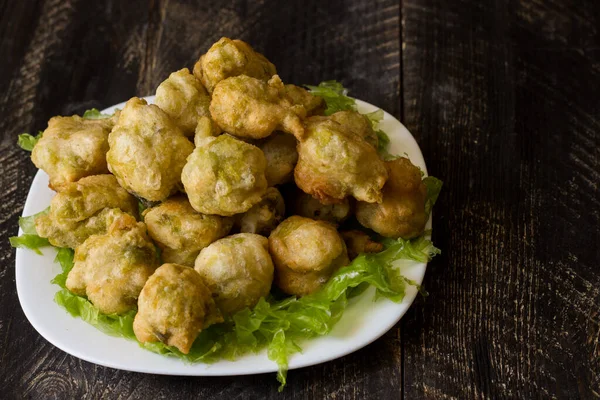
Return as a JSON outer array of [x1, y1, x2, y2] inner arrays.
[[15, 96, 430, 376]]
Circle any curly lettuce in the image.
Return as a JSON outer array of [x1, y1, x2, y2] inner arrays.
[[9, 208, 50, 254], [17, 131, 43, 151]]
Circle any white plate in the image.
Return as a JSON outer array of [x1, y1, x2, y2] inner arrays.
[[15, 96, 430, 376]]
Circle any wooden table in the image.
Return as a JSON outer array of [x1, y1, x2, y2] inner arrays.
[[1, 1, 599, 398]]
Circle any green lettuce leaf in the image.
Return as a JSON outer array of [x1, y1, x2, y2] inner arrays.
[[51, 233, 439, 391], [17, 131, 43, 151], [305, 81, 357, 115], [82, 108, 111, 119], [50, 247, 75, 288], [18, 207, 49, 234], [423, 176, 443, 217], [9, 234, 50, 255]]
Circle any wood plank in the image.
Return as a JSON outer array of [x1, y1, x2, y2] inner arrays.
[[401, 0, 600, 398]]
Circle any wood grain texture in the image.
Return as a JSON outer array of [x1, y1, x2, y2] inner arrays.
[[0, 0, 598, 399], [401, 0, 600, 398]]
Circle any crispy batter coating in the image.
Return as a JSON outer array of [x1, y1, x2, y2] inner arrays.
[[330, 110, 378, 148], [181, 135, 267, 216], [31, 114, 115, 189], [236, 187, 285, 236], [356, 157, 427, 239], [284, 84, 325, 116], [194, 233, 274, 315], [294, 116, 388, 204], [268, 216, 349, 296], [134, 263, 223, 354], [210, 75, 305, 140], [143, 196, 233, 267], [258, 132, 298, 186], [35, 175, 138, 248], [66, 214, 159, 315], [107, 97, 194, 201], [193, 37, 276, 93], [155, 68, 212, 136], [340, 230, 384, 260], [292, 190, 351, 224], [193, 116, 221, 146]]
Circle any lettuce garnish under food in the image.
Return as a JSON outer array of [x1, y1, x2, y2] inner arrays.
[[17, 132, 43, 151], [13, 89, 443, 391]]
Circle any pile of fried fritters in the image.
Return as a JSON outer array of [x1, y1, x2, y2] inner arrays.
[[29, 38, 427, 354]]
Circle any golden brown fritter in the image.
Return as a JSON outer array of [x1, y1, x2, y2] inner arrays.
[[340, 230, 384, 260], [210, 75, 305, 140], [66, 213, 159, 315], [107, 97, 194, 201], [194, 233, 274, 315], [193, 116, 222, 146], [284, 84, 325, 116], [155, 68, 212, 136], [356, 157, 427, 239], [330, 110, 378, 149], [134, 263, 223, 354], [35, 174, 138, 248], [294, 116, 388, 204], [181, 134, 267, 216], [258, 132, 298, 186], [236, 187, 285, 236], [268, 216, 349, 296], [143, 196, 233, 267], [291, 190, 351, 224], [193, 37, 276, 93], [31, 114, 116, 189]]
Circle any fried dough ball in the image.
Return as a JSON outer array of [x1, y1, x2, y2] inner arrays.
[[330, 110, 378, 149], [66, 214, 159, 315], [194, 233, 274, 315], [269, 216, 349, 296], [134, 263, 223, 354], [210, 75, 305, 140], [193, 37, 276, 93], [35, 175, 138, 248], [356, 157, 427, 239], [236, 187, 285, 236], [154, 68, 212, 136], [258, 132, 298, 186], [294, 116, 388, 204], [31, 114, 115, 189], [181, 135, 267, 216], [143, 196, 233, 267], [193, 116, 221, 146], [107, 97, 194, 201], [284, 84, 325, 116], [340, 230, 384, 260], [292, 190, 351, 224]]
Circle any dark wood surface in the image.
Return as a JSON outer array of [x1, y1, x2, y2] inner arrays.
[[1, 0, 599, 398]]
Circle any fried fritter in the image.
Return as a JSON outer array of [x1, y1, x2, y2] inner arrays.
[[181, 134, 267, 216], [236, 187, 285, 236], [284, 84, 325, 116], [134, 263, 223, 354], [356, 157, 427, 239], [258, 132, 298, 186], [35, 174, 138, 248], [193, 116, 221, 146], [291, 190, 351, 224], [195, 233, 274, 315], [143, 196, 233, 267], [107, 97, 194, 201], [31, 114, 115, 189], [155, 68, 212, 136], [268, 216, 349, 296], [193, 37, 276, 93], [330, 110, 378, 149], [66, 213, 158, 315], [340, 230, 384, 260], [210, 75, 305, 140], [294, 116, 388, 204]]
